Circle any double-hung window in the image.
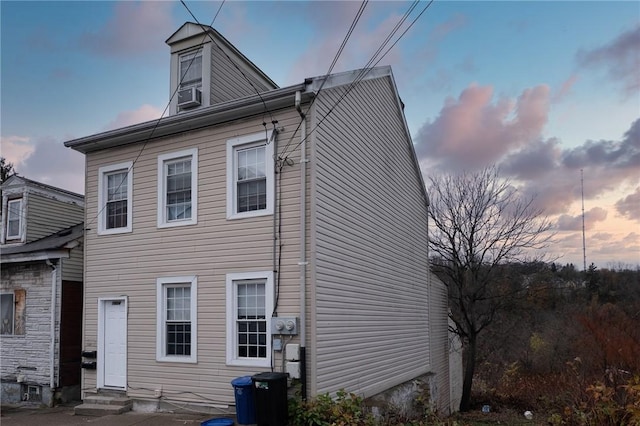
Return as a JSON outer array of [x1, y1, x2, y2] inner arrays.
[[179, 51, 202, 91], [157, 149, 198, 228], [226, 271, 273, 367], [226, 131, 274, 219], [156, 276, 197, 363], [6, 199, 22, 240], [98, 162, 133, 235]]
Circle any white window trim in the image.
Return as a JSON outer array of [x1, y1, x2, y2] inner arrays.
[[226, 131, 274, 220], [225, 271, 274, 367], [157, 148, 198, 228], [98, 162, 133, 235], [170, 46, 211, 113], [156, 276, 198, 363], [5, 198, 23, 240]]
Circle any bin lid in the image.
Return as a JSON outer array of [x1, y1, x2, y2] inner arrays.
[[201, 418, 234, 426], [231, 375, 253, 386], [252, 372, 287, 381]]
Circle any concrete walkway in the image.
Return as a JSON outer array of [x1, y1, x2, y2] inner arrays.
[[0, 403, 232, 426]]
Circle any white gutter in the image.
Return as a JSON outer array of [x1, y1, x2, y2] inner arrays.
[[46, 259, 58, 392]]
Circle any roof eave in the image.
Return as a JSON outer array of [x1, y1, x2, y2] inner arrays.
[[65, 84, 309, 154]]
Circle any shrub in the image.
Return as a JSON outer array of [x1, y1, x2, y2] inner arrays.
[[289, 390, 375, 426]]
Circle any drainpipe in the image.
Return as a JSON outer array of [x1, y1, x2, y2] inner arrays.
[[46, 259, 58, 395], [295, 91, 308, 399]]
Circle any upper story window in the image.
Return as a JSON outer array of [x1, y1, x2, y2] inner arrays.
[[98, 162, 133, 235], [6, 199, 22, 240], [226, 131, 274, 219], [179, 51, 202, 90], [156, 276, 197, 363], [157, 148, 198, 228]]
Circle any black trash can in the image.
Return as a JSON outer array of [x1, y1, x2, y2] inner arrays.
[[231, 376, 256, 425], [252, 372, 288, 426]]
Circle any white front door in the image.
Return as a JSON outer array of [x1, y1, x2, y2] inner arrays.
[[98, 297, 127, 389]]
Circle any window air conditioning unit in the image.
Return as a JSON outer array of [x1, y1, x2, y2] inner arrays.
[[177, 87, 202, 109]]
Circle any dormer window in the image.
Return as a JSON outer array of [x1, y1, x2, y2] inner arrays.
[[6, 199, 22, 240], [179, 51, 202, 90], [177, 51, 203, 110]]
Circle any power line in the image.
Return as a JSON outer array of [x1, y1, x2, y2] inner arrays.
[[280, 0, 369, 155], [280, 0, 434, 160], [84, 1, 226, 231], [180, 0, 275, 125]]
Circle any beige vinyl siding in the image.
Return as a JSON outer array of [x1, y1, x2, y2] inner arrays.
[[82, 109, 304, 403], [428, 270, 451, 414], [25, 193, 83, 243], [61, 245, 83, 282], [210, 46, 271, 105], [310, 76, 431, 397]]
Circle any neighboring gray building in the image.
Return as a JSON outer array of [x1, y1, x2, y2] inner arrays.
[[0, 176, 84, 406], [64, 23, 457, 416]]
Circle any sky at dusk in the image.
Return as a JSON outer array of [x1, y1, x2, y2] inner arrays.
[[1, 1, 638, 268]]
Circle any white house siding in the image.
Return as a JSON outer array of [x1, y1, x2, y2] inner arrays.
[[0, 262, 61, 404], [428, 271, 451, 414], [81, 109, 305, 405], [25, 193, 84, 243], [310, 76, 431, 398]]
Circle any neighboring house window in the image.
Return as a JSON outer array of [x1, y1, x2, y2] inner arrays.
[[226, 131, 274, 219], [98, 162, 133, 235], [6, 199, 22, 240], [226, 271, 273, 367], [157, 149, 198, 228], [0, 290, 25, 335], [156, 276, 197, 363], [179, 51, 202, 91], [0, 293, 14, 335]]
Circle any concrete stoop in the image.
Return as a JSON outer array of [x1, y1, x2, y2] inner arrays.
[[74, 393, 133, 416]]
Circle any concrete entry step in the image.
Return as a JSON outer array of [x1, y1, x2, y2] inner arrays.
[[73, 402, 132, 416]]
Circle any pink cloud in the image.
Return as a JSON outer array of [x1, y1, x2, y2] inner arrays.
[[616, 187, 640, 222], [103, 104, 163, 131], [556, 207, 608, 231], [78, 2, 174, 57], [0, 135, 35, 168], [414, 84, 550, 170], [9, 136, 84, 194], [552, 74, 579, 103]]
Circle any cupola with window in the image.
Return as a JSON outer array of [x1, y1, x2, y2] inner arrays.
[[166, 22, 278, 115]]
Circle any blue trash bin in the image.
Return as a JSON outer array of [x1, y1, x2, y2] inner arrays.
[[231, 376, 256, 425]]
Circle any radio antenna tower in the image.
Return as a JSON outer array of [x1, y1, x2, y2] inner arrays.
[[581, 169, 587, 271]]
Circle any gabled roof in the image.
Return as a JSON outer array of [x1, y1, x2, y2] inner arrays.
[[166, 22, 278, 90], [1, 223, 84, 263], [1, 175, 84, 205]]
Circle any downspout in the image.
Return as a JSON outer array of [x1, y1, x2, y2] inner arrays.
[[46, 259, 58, 395], [271, 128, 279, 372], [295, 91, 308, 400]]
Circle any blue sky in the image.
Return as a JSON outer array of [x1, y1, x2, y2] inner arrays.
[[1, 1, 638, 268]]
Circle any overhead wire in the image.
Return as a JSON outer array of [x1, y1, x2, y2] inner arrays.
[[83, 1, 226, 231], [279, 0, 369, 156], [180, 0, 276, 126], [279, 0, 435, 161]]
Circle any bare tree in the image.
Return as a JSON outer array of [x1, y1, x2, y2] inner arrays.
[[0, 157, 15, 184], [427, 166, 553, 411]]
